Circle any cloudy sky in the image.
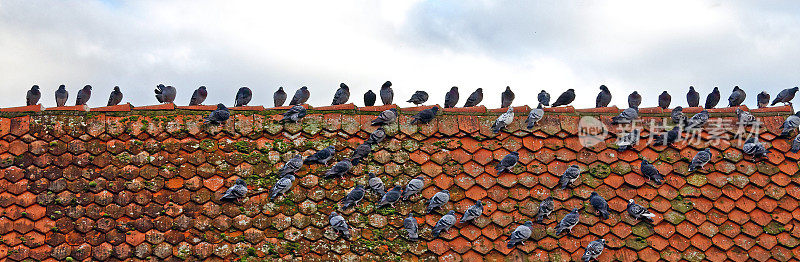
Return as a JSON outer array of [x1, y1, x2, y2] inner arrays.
[[1, 0, 799, 108]]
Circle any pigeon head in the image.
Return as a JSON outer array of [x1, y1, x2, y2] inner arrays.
[[713, 87, 719, 91], [599, 85, 608, 91], [661, 91, 668, 95], [523, 221, 533, 227], [390, 108, 398, 114], [440, 189, 449, 193], [216, 103, 227, 110], [339, 83, 349, 90], [504, 86, 511, 91], [569, 164, 579, 169], [235, 178, 247, 186], [540, 90, 547, 93], [199, 86, 206, 91], [445, 210, 455, 216], [476, 88, 483, 92], [700, 110, 708, 114], [278, 86, 284, 91], [736, 108, 743, 114], [382, 81, 392, 88], [113, 86, 120, 91], [330, 211, 339, 218], [474, 200, 483, 206], [368, 173, 376, 179], [430, 106, 439, 113], [793, 87, 799, 92], [326, 145, 335, 150], [392, 185, 403, 191], [415, 176, 425, 181], [599, 239, 607, 245], [284, 174, 295, 181], [32, 85, 39, 91], [689, 86, 695, 91], [571, 208, 579, 213], [300, 86, 308, 91], [505, 107, 514, 113], [590, 192, 599, 197], [536, 103, 543, 109], [673, 106, 683, 112], [157, 84, 165, 89], [355, 184, 364, 189], [745, 137, 756, 143], [510, 152, 519, 156], [544, 196, 553, 201], [704, 148, 711, 153], [794, 111, 800, 117], [83, 85, 92, 90], [408, 213, 415, 218], [733, 86, 741, 91], [567, 89, 575, 92], [449, 86, 458, 92], [631, 91, 638, 95], [58, 85, 66, 90]]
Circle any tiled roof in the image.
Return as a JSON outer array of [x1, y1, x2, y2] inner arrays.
[[0, 103, 797, 261]]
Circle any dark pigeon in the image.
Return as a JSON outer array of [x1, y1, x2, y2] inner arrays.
[[189, 86, 207, 106], [332, 83, 350, 105], [640, 159, 664, 185], [324, 160, 353, 179], [349, 143, 372, 164], [277, 154, 303, 177], [728, 86, 746, 107], [410, 106, 438, 124], [554, 208, 580, 235], [792, 134, 800, 153], [431, 211, 456, 238], [380, 81, 394, 105], [221, 178, 248, 201], [304, 146, 335, 165], [582, 239, 606, 262], [771, 87, 799, 106], [535, 196, 554, 224], [204, 104, 230, 125], [107, 86, 123, 106], [688, 148, 712, 172], [506, 221, 533, 249], [611, 107, 638, 125], [491, 107, 514, 133], [365, 127, 386, 146], [671, 106, 687, 125], [501, 86, 515, 108], [377, 185, 402, 208], [589, 192, 610, 219], [371, 108, 398, 126], [736, 108, 757, 125], [76, 85, 92, 105], [743, 137, 769, 159], [367, 173, 385, 197], [780, 111, 800, 137], [404, 214, 419, 241], [551, 89, 575, 107], [658, 91, 671, 109], [463, 88, 483, 107], [154, 84, 176, 103], [55, 85, 68, 107], [687, 86, 700, 107], [26, 85, 40, 106], [526, 103, 544, 129], [364, 90, 377, 106], [595, 85, 611, 108], [269, 174, 295, 200], [426, 190, 450, 213], [280, 105, 307, 123], [459, 200, 483, 223], [655, 126, 681, 146], [289, 86, 310, 105], [559, 165, 580, 189], [496, 152, 519, 175], [686, 110, 709, 130], [401, 176, 424, 200], [340, 185, 365, 209], [615, 129, 640, 151], [329, 212, 351, 239], [627, 199, 655, 221], [274, 87, 287, 107], [705, 87, 720, 109], [444, 86, 459, 108], [628, 91, 641, 108], [235, 87, 252, 107], [757, 91, 770, 108], [407, 91, 429, 105], [538, 90, 551, 106]]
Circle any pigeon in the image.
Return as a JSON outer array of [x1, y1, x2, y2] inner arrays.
[[554, 208, 580, 235], [269, 174, 295, 200], [107, 87, 123, 106], [552, 89, 575, 107], [771, 87, 799, 106], [688, 148, 712, 172], [410, 106, 439, 124], [792, 134, 800, 153], [506, 221, 533, 249], [407, 91, 429, 105], [627, 199, 655, 221], [189, 86, 207, 106], [742, 137, 769, 159], [154, 84, 176, 103], [687, 86, 700, 107], [757, 91, 770, 108], [204, 104, 230, 125], [628, 91, 641, 108], [380, 81, 394, 105], [340, 185, 365, 209], [277, 154, 303, 177], [671, 106, 687, 125], [728, 86, 746, 107], [582, 239, 606, 262], [658, 91, 671, 109], [332, 83, 350, 105], [403, 214, 419, 241], [491, 107, 514, 133], [274, 87, 287, 107], [640, 159, 664, 185], [329, 212, 351, 239], [280, 105, 307, 123], [444, 86, 459, 108], [654, 126, 681, 146], [304, 146, 336, 165], [525, 103, 545, 129], [426, 190, 450, 213], [401, 176, 425, 200], [463, 88, 483, 107], [611, 107, 639, 124], [535, 196, 554, 224], [55, 85, 68, 107], [324, 160, 353, 179], [589, 192, 610, 219], [501, 86, 515, 108], [221, 178, 248, 201], [704, 87, 720, 109], [431, 211, 456, 238], [76, 85, 92, 105], [615, 129, 640, 151], [26, 85, 41, 106], [289, 86, 310, 105], [559, 165, 581, 189], [235, 87, 252, 107], [364, 90, 377, 106], [377, 185, 402, 208], [459, 200, 483, 223], [736, 108, 757, 125], [780, 111, 800, 137], [365, 127, 386, 145], [595, 85, 611, 108], [371, 108, 398, 126], [367, 173, 385, 197], [686, 110, 709, 130], [496, 152, 519, 175], [538, 90, 551, 106], [349, 143, 372, 164]]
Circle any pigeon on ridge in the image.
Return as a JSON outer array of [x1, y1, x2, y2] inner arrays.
[[595, 85, 611, 108], [204, 104, 230, 125], [371, 108, 398, 126], [611, 107, 638, 124], [26, 85, 40, 106], [364, 90, 377, 106], [728, 86, 746, 107], [463, 88, 483, 107], [771, 87, 799, 106], [55, 85, 68, 107], [501, 86, 515, 108], [409, 106, 438, 124], [551, 89, 575, 107], [628, 91, 641, 108], [538, 90, 551, 106], [234, 87, 252, 107], [687, 86, 700, 107], [686, 110, 709, 130], [380, 81, 394, 105], [658, 91, 671, 109], [273, 87, 287, 107], [154, 84, 176, 103], [189, 86, 207, 106], [407, 91, 429, 106], [444, 86, 459, 108], [108, 86, 124, 107], [671, 106, 687, 125], [736, 108, 757, 125], [757, 91, 770, 108], [331, 83, 350, 105], [289, 86, 310, 105], [491, 107, 514, 133], [705, 87, 720, 109], [75, 85, 92, 105]]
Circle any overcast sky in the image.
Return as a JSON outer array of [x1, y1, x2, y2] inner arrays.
[[1, 0, 799, 108]]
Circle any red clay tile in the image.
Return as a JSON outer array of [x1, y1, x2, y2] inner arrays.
[[45, 105, 90, 111], [90, 103, 133, 112], [444, 106, 487, 113], [1, 104, 44, 112], [133, 103, 175, 110]]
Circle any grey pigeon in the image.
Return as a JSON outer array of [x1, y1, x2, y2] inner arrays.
[[615, 129, 640, 151], [463, 88, 483, 107], [154, 84, 176, 103], [551, 89, 575, 107], [371, 108, 398, 126], [26, 85, 40, 106], [554, 208, 580, 235], [204, 104, 230, 125], [535, 196, 554, 224], [491, 107, 514, 133], [404, 214, 419, 241], [538, 90, 551, 106], [628, 91, 641, 108], [426, 190, 450, 213], [627, 199, 655, 221], [658, 91, 671, 109], [743, 137, 769, 159], [235, 87, 252, 107], [595, 85, 611, 108], [304, 146, 335, 165], [349, 143, 372, 165], [269, 174, 295, 200], [364, 90, 376, 106], [221, 178, 248, 201], [340, 185, 365, 209], [278, 154, 303, 177], [780, 111, 800, 137], [332, 83, 350, 105], [654, 126, 681, 146], [377, 185, 402, 208], [496, 152, 519, 175], [107, 86, 123, 106], [367, 173, 385, 197], [380, 81, 394, 105], [501, 86, 515, 108], [402, 176, 424, 200], [55, 85, 68, 107], [687, 86, 700, 107], [589, 192, 610, 219], [525, 103, 545, 129], [705, 87, 720, 109], [506, 221, 533, 249], [324, 160, 353, 179], [791, 134, 800, 153], [582, 239, 606, 262], [728, 86, 746, 107], [444, 86, 459, 108], [76, 85, 92, 105], [611, 107, 638, 124], [189, 86, 207, 106], [688, 148, 712, 172], [365, 127, 386, 145], [274, 87, 287, 107], [431, 210, 456, 238], [329, 212, 351, 239], [771, 87, 799, 106], [409, 106, 438, 124], [686, 110, 709, 130], [289, 86, 310, 105], [459, 200, 483, 223], [640, 159, 664, 185], [671, 106, 687, 125], [757, 91, 770, 108], [407, 91, 429, 105], [280, 105, 307, 123], [559, 165, 580, 189], [736, 108, 757, 125]]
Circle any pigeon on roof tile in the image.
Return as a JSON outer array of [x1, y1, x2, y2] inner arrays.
[[559, 165, 581, 189], [324, 160, 353, 179], [280, 105, 307, 123], [402, 176, 424, 200], [535, 196, 554, 224], [611, 107, 638, 124], [378, 185, 402, 208], [554, 208, 580, 235], [426, 189, 450, 214], [742, 137, 769, 159], [525, 103, 544, 129], [204, 104, 230, 125], [329, 211, 351, 239], [627, 199, 655, 221], [431, 210, 456, 238], [365, 127, 386, 146], [304, 146, 335, 165], [780, 111, 800, 137], [339, 185, 365, 209], [688, 148, 712, 172], [404, 214, 419, 241], [791, 134, 800, 153], [581, 239, 606, 261], [654, 126, 681, 146], [277, 154, 303, 177], [495, 152, 519, 175], [269, 174, 295, 201], [221, 178, 248, 201], [459, 200, 483, 224], [491, 107, 514, 133], [372, 108, 398, 126], [410, 106, 438, 124], [640, 158, 664, 185], [615, 129, 640, 151], [671, 106, 687, 125], [368, 173, 385, 197], [506, 221, 533, 249], [589, 192, 610, 219]]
